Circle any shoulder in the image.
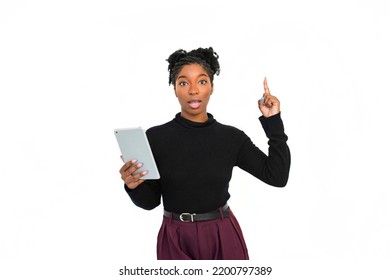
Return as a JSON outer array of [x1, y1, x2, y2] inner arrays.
[[220, 123, 243, 135], [212, 121, 249, 145], [146, 119, 175, 133], [214, 119, 246, 135], [145, 119, 177, 143]]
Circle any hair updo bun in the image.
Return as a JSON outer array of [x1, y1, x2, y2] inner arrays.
[[166, 47, 220, 86]]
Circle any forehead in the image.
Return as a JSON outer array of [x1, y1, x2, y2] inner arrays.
[[177, 64, 210, 78]]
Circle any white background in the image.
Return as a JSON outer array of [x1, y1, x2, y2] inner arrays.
[[1, 0, 389, 279]]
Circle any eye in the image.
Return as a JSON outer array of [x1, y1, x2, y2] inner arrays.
[[178, 81, 188, 86], [199, 80, 208, 85]]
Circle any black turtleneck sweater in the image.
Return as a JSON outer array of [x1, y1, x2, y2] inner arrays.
[[125, 112, 290, 213]]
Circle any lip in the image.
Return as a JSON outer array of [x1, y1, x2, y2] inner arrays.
[[188, 99, 201, 103], [188, 99, 201, 109]]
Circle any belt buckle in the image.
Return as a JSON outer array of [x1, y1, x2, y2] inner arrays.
[[179, 213, 196, 222]]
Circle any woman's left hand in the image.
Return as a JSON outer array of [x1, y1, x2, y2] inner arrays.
[[258, 78, 280, 118]]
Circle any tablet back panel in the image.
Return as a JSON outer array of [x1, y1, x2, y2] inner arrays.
[[114, 127, 160, 180]]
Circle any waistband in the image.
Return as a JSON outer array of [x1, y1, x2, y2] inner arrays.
[[163, 203, 229, 222]]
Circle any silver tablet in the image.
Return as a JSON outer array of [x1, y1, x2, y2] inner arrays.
[[114, 127, 160, 180]]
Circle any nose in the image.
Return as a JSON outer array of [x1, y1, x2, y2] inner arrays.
[[189, 83, 199, 95]]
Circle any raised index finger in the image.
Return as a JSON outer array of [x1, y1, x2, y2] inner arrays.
[[263, 77, 270, 95]]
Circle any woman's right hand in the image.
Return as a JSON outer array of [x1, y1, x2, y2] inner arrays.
[[119, 158, 148, 189]]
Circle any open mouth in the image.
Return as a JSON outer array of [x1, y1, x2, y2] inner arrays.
[[188, 100, 201, 109]]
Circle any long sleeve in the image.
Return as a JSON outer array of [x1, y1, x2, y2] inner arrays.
[[123, 112, 290, 213], [124, 179, 162, 210], [237, 112, 291, 187]]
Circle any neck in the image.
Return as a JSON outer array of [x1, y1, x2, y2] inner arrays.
[[180, 111, 208, 123]]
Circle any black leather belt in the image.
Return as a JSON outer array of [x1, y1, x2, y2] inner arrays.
[[163, 204, 229, 222]]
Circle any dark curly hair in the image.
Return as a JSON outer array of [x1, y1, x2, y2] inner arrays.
[[166, 47, 220, 87]]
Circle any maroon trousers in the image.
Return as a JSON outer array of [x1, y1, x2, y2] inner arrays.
[[157, 207, 249, 260]]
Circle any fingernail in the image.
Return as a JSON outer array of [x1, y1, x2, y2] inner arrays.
[[136, 163, 143, 168], [259, 97, 265, 102], [142, 171, 148, 175]]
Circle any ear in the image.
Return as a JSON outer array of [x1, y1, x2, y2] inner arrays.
[[210, 84, 214, 95]]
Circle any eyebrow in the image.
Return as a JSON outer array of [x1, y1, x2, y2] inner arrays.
[[177, 73, 209, 80]]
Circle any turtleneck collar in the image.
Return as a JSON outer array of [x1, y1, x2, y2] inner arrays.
[[174, 113, 216, 128]]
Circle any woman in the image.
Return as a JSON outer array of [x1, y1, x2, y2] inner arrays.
[[119, 47, 291, 260]]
